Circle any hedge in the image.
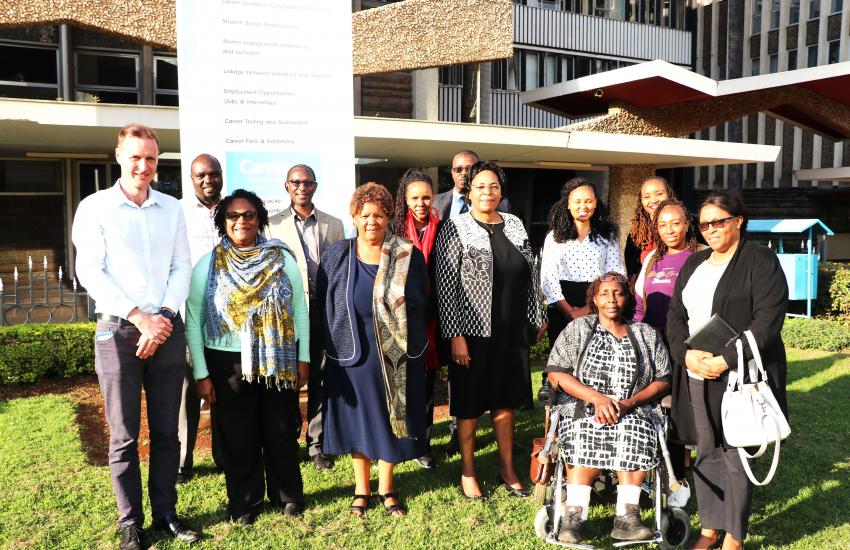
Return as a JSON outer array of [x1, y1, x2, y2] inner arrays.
[[0, 323, 95, 386], [781, 316, 850, 352]]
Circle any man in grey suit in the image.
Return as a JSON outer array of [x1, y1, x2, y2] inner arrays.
[[433, 150, 511, 221], [267, 164, 344, 471]]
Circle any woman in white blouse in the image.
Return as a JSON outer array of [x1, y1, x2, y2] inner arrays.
[[541, 177, 625, 347]]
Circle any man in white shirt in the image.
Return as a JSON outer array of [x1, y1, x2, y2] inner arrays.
[[177, 154, 224, 484], [267, 164, 344, 471], [72, 124, 200, 549]]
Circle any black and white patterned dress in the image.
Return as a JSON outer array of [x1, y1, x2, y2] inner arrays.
[[558, 324, 659, 471]]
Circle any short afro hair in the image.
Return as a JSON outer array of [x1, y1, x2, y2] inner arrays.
[[586, 271, 635, 320], [350, 182, 395, 219]]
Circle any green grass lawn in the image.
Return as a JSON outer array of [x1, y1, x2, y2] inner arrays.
[[0, 349, 848, 549]]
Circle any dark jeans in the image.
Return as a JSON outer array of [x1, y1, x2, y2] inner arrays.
[[305, 306, 326, 457], [94, 316, 185, 528], [206, 348, 304, 516], [180, 352, 224, 472], [689, 377, 753, 541]]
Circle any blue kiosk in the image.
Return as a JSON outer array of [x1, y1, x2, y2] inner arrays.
[[748, 219, 835, 318]]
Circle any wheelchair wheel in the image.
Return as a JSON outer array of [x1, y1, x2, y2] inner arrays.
[[659, 507, 690, 549], [534, 504, 556, 541]]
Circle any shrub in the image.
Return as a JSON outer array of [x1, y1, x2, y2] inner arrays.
[[0, 323, 95, 385], [530, 333, 550, 363], [782, 317, 850, 352], [828, 264, 850, 317]]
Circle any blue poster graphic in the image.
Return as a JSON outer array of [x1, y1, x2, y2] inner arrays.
[[225, 151, 322, 215]]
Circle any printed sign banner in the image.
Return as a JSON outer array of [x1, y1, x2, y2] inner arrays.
[[176, 0, 354, 222]]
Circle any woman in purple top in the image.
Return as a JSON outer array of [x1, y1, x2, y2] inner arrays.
[[634, 199, 702, 331]]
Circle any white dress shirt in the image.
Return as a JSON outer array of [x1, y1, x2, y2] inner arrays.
[[540, 230, 625, 304], [72, 181, 192, 318], [448, 189, 468, 219], [180, 194, 220, 268]]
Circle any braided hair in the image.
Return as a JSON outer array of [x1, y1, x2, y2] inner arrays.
[[392, 168, 433, 235], [646, 198, 699, 273], [628, 176, 675, 249], [547, 177, 617, 244]]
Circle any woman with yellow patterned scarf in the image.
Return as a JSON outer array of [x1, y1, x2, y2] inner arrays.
[[185, 189, 310, 525]]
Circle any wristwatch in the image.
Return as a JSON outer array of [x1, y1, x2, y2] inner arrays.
[[159, 308, 176, 321]]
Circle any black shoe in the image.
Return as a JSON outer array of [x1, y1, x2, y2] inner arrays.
[[118, 524, 145, 550], [445, 432, 459, 457], [228, 511, 256, 525], [175, 468, 192, 485], [557, 506, 586, 544], [153, 514, 202, 544], [610, 503, 653, 541], [495, 474, 531, 498], [282, 502, 305, 517], [312, 453, 334, 471], [415, 455, 435, 469]]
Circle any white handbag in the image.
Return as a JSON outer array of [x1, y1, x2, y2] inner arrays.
[[720, 330, 791, 486]]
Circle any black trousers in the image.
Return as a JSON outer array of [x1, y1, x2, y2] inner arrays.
[[206, 348, 304, 516], [423, 367, 437, 454], [94, 316, 185, 528], [689, 378, 753, 541], [305, 305, 326, 457]]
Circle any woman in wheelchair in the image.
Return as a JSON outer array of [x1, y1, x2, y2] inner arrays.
[[544, 272, 671, 544]]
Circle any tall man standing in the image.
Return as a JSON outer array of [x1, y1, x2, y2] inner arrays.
[[176, 153, 224, 483], [267, 164, 344, 471], [73, 124, 201, 549]]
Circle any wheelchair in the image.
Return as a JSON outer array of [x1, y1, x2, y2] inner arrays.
[[531, 392, 691, 549]]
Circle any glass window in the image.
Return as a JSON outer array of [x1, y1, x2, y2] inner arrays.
[[831, 0, 842, 12], [575, 57, 591, 78], [153, 164, 182, 200], [154, 56, 178, 106], [828, 40, 840, 64], [752, 0, 762, 33], [544, 53, 557, 86], [524, 51, 539, 91], [751, 56, 761, 75], [808, 44, 819, 66], [787, 49, 798, 70], [73, 90, 139, 104], [770, 0, 780, 28], [0, 85, 59, 100], [790, 0, 800, 22], [438, 65, 463, 86], [769, 53, 779, 72], [809, 0, 820, 18], [0, 42, 59, 100], [0, 160, 61, 193], [718, 64, 727, 80], [76, 52, 137, 88]]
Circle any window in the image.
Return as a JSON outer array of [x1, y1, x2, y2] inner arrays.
[[769, 53, 779, 73], [790, 0, 800, 22], [0, 42, 59, 100], [809, 0, 820, 18], [0, 160, 61, 193], [769, 0, 780, 28], [717, 64, 727, 80], [524, 51, 539, 91], [831, 0, 843, 12], [751, 56, 761, 75], [75, 50, 139, 104], [787, 49, 798, 69], [808, 44, 819, 67], [828, 40, 840, 64], [438, 65, 463, 86], [752, 0, 763, 33], [154, 56, 178, 106]]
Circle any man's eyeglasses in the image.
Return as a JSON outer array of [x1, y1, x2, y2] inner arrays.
[[287, 179, 317, 188], [698, 216, 736, 232], [224, 211, 258, 221], [451, 166, 472, 174]]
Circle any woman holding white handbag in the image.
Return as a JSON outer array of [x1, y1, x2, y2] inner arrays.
[[666, 191, 789, 550]]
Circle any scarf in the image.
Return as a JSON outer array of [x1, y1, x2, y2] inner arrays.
[[204, 235, 298, 389], [404, 208, 441, 372], [373, 235, 413, 438]]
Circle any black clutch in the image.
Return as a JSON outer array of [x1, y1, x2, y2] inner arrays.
[[685, 313, 738, 355]]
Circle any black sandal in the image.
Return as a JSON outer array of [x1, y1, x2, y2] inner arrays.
[[377, 492, 407, 516], [349, 494, 371, 518]]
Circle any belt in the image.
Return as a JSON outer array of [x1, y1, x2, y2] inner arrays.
[[96, 313, 134, 327]]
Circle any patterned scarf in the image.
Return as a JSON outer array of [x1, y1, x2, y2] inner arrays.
[[373, 235, 413, 438], [404, 208, 440, 372], [204, 235, 298, 389]]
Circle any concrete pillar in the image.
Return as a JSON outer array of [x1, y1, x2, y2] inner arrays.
[[608, 164, 656, 249], [412, 68, 439, 121]]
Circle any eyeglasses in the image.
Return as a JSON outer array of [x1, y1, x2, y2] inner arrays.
[[451, 166, 472, 174], [471, 184, 501, 193], [287, 179, 317, 188], [224, 210, 258, 221], [698, 216, 736, 232]]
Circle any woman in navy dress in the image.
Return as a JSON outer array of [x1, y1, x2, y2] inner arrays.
[[317, 182, 428, 518]]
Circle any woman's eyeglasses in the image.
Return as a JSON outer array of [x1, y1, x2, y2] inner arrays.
[[698, 216, 736, 232], [225, 211, 258, 221]]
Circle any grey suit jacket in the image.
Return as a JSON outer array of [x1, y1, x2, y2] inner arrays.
[[433, 189, 511, 220], [266, 206, 345, 307]]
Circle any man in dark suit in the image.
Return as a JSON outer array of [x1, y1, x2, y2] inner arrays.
[[433, 150, 511, 221], [267, 164, 345, 471]]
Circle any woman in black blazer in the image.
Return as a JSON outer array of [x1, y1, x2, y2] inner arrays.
[[666, 191, 789, 550]]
